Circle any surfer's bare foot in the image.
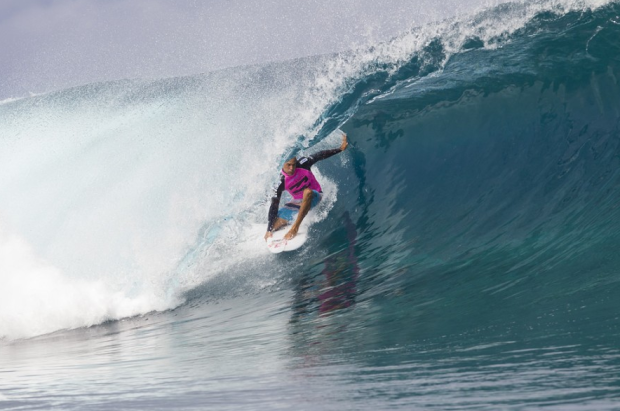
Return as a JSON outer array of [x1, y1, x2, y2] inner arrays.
[[284, 227, 298, 240]]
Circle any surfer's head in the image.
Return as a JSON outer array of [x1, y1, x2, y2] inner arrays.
[[282, 157, 297, 176]]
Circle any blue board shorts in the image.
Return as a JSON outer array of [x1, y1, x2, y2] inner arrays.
[[277, 190, 322, 223]]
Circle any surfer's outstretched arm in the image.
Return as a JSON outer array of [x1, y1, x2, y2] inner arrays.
[[305, 133, 348, 167]]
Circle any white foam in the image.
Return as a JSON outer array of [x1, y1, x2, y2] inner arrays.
[[0, 96, 23, 106], [0, 229, 176, 340]]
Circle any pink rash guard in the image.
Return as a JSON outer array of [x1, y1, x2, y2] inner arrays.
[[281, 167, 322, 200]]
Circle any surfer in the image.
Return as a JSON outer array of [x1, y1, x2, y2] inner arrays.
[[265, 133, 349, 241]]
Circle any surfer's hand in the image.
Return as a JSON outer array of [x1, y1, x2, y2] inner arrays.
[[340, 133, 348, 151], [264, 231, 273, 241]]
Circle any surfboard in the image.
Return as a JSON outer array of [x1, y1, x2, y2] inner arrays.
[[265, 223, 309, 253]]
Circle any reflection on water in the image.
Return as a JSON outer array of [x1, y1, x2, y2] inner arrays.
[[290, 212, 359, 323], [318, 214, 359, 314]]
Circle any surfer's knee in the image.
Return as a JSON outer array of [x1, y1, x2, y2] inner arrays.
[[273, 218, 288, 230], [303, 188, 314, 200]]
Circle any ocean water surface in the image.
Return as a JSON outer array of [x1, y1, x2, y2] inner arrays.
[[2, 0, 620, 409]]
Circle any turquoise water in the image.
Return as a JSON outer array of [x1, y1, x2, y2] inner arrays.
[[3, 291, 620, 409], [2, 1, 620, 409]]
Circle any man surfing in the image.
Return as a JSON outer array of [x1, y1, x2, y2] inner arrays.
[[265, 133, 349, 241]]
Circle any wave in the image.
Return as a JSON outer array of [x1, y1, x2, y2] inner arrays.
[[1, 0, 618, 340], [332, 0, 620, 340]]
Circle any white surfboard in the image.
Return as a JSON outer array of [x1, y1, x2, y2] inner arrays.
[[265, 224, 309, 253]]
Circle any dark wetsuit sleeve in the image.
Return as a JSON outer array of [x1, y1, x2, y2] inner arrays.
[[267, 177, 285, 231], [305, 148, 343, 168]]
